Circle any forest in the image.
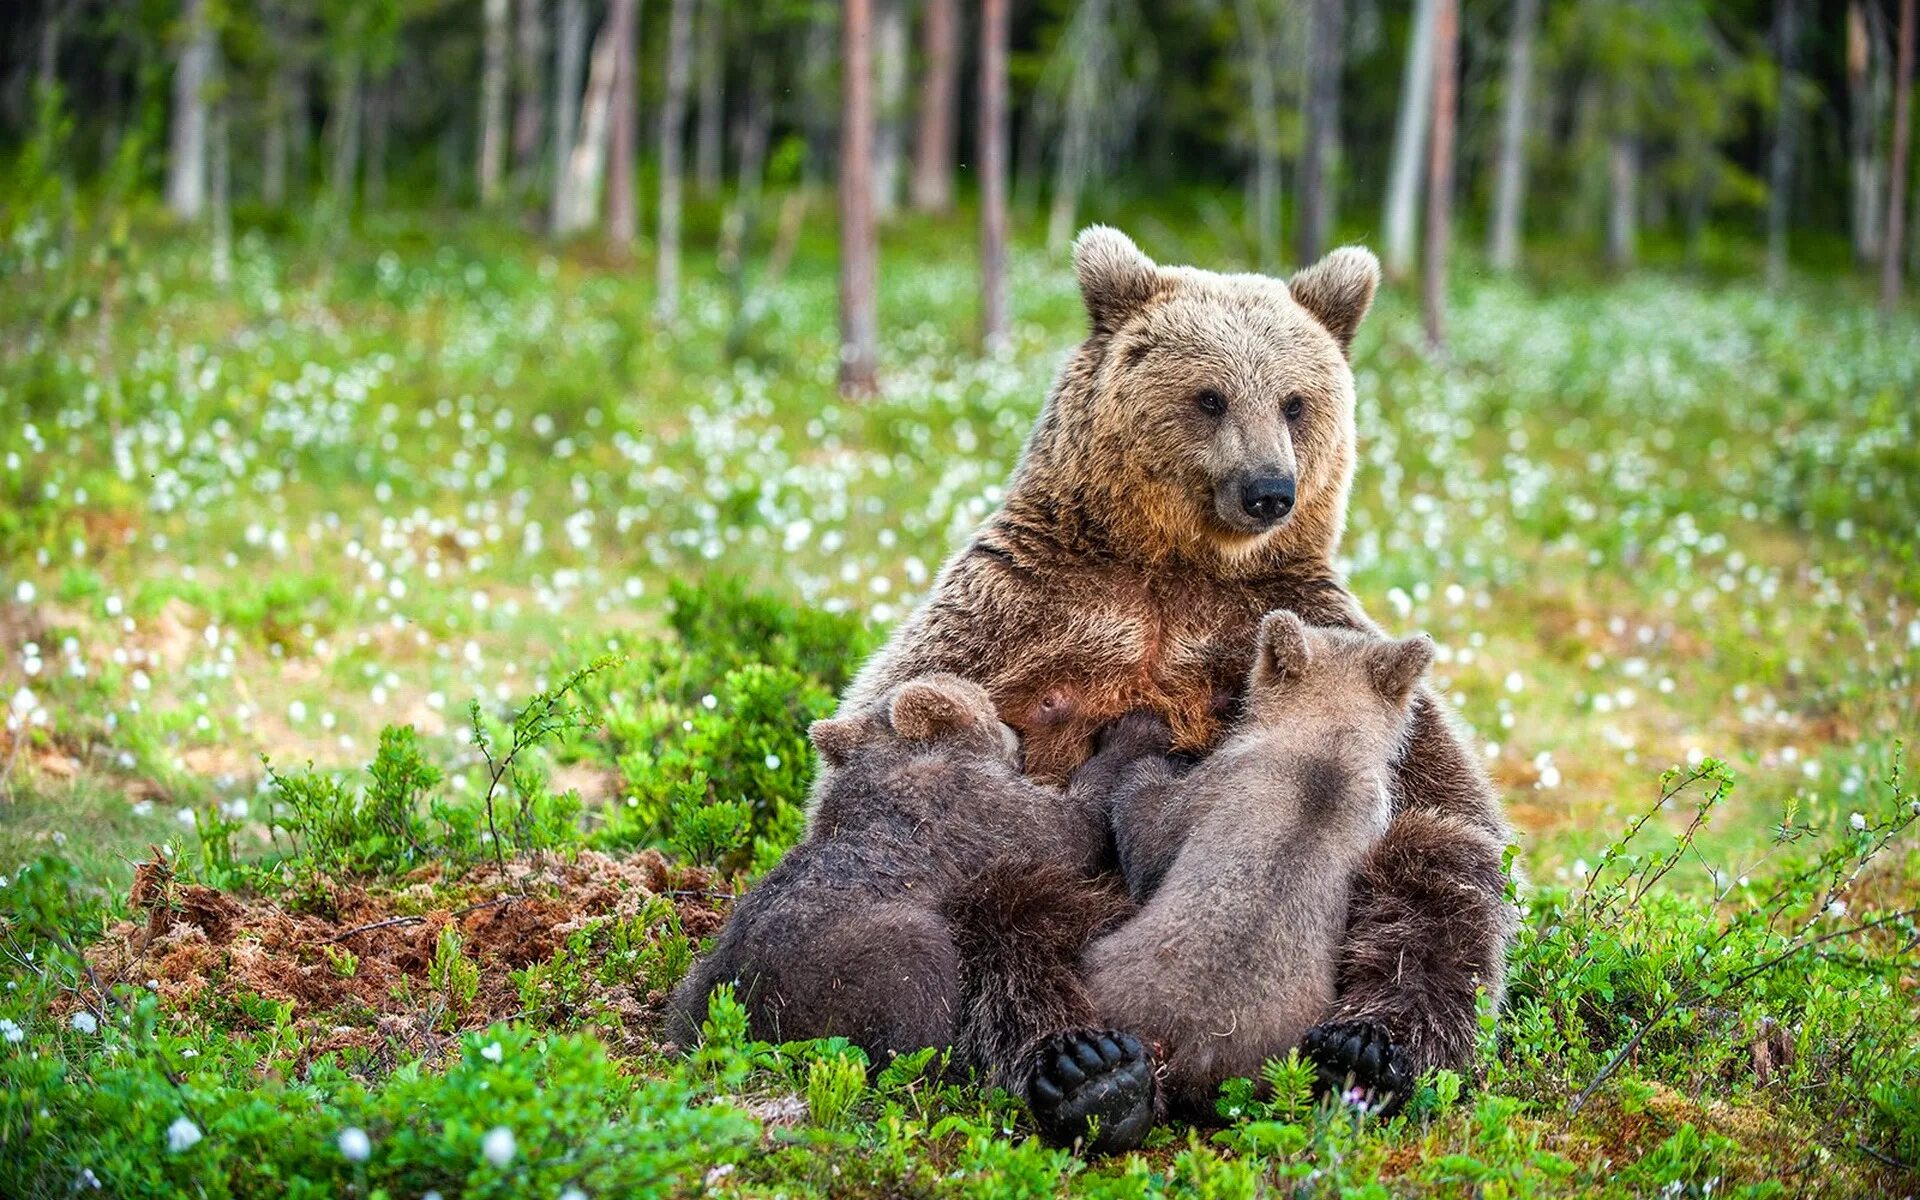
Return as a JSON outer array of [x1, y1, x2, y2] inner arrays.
[[2, 0, 1919, 1196]]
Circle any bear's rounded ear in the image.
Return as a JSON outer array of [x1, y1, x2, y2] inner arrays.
[[1288, 246, 1381, 355], [808, 717, 863, 768], [1073, 225, 1160, 334], [1256, 609, 1312, 680], [1368, 634, 1434, 706], [889, 674, 995, 742]]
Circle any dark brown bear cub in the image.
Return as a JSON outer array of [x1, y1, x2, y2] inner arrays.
[[1071, 611, 1436, 1118], [666, 673, 1116, 1068]]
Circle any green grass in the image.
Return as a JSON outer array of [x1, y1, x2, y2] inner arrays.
[[1, 200, 1917, 1196]]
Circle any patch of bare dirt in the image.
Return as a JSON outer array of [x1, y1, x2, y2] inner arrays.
[[88, 848, 732, 1065]]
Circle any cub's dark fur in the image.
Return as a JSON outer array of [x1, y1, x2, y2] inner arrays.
[[667, 674, 1113, 1068]]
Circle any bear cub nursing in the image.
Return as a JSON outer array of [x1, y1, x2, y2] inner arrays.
[[667, 673, 1112, 1066], [1057, 610, 1434, 1120]]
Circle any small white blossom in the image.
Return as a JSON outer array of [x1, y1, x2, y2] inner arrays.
[[0, 1018, 23, 1043], [1848, 811, 1866, 831], [69, 1011, 97, 1034], [338, 1127, 371, 1162], [166, 1117, 203, 1153], [480, 1040, 504, 1063], [481, 1125, 516, 1168]]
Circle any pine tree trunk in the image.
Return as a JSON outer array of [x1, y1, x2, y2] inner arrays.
[[1236, 0, 1282, 272], [263, 15, 291, 207], [1488, 0, 1536, 272], [655, 0, 696, 316], [548, 0, 587, 235], [364, 75, 389, 210], [910, 0, 959, 213], [481, 0, 511, 204], [1047, 0, 1110, 254], [1766, 0, 1800, 287], [37, 0, 64, 95], [1882, 0, 1916, 312], [1606, 134, 1637, 270], [873, 0, 909, 218], [167, 0, 214, 220], [980, 0, 1011, 348], [558, 6, 623, 235], [211, 98, 231, 285], [1384, 0, 1437, 279], [840, 0, 881, 394], [607, 0, 640, 248], [1849, 2, 1885, 265], [512, 0, 546, 192], [692, 0, 725, 195], [328, 52, 363, 216], [1297, 0, 1346, 265], [1423, 0, 1457, 352]]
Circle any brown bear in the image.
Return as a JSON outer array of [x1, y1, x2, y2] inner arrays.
[[665, 673, 1120, 1068], [838, 227, 1516, 1144], [965, 612, 1453, 1138]]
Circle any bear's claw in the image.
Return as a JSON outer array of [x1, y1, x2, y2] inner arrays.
[[1301, 1020, 1413, 1116], [1027, 1028, 1156, 1155]]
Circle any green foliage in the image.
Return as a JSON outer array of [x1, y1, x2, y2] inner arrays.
[[805, 1049, 868, 1130], [428, 924, 480, 1025]]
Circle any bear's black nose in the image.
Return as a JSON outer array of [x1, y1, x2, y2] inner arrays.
[[1241, 475, 1296, 523]]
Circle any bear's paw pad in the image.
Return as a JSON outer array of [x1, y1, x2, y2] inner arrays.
[[1027, 1029, 1155, 1155], [1301, 1020, 1413, 1116]]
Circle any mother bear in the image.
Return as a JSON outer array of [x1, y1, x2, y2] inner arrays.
[[704, 227, 1514, 1147]]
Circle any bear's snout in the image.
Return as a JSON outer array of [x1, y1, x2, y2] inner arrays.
[[1240, 475, 1296, 524]]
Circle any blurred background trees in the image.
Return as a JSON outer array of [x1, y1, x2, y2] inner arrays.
[[3, 0, 1917, 380]]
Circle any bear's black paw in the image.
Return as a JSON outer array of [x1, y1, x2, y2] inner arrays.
[[1027, 1029, 1156, 1155], [1301, 1021, 1414, 1117]]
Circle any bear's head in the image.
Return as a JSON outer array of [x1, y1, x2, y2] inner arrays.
[[1014, 226, 1379, 569], [1244, 610, 1432, 753], [809, 673, 1019, 768]]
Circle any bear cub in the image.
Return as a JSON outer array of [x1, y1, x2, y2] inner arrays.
[[667, 673, 1113, 1068], [1060, 609, 1434, 1118]]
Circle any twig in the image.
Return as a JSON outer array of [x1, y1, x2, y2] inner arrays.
[[329, 894, 524, 943]]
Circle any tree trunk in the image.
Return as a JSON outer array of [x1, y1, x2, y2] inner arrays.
[[1883, 0, 1916, 312], [693, 0, 725, 195], [558, 5, 623, 235], [655, 0, 695, 316], [37, 0, 64, 96], [1606, 135, 1637, 270], [1047, 0, 1110, 254], [512, 0, 546, 192], [548, 0, 587, 235], [328, 52, 363, 216], [211, 99, 231, 286], [481, 0, 511, 204], [262, 14, 292, 207], [1766, 0, 1800, 287], [910, 0, 959, 213], [873, 0, 909, 218], [167, 0, 214, 220], [841, 0, 881, 394], [364, 75, 389, 210], [1383, 0, 1437, 279], [1236, 0, 1282, 272], [801, 8, 838, 184], [1297, 0, 1346, 265], [607, 0, 640, 248], [1423, 0, 1456, 352], [1488, 0, 1536, 272], [980, 0, 1011, 348]]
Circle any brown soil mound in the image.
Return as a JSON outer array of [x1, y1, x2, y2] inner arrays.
[[89, 849, 733, 1069]]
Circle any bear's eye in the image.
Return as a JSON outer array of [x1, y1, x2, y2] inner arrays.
[[1194, 389, 1228, 417], [1284, 395, 1306, 422]]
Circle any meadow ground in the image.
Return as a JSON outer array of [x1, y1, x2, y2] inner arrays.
[[1, 205, 1917, 1197]]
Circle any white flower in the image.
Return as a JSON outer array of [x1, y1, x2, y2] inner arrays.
[[480, 1040, 504, 1063], [166, 1117, 203, 1153], [1848, 811, 1866, 831], [338, 1127, 371, 1162], [481, 1126, 516, 1168], [69, 1011, 98, 1034], [0, 1017, 23, 1043], [15, 581, 35, 604], [764, 754, 781, 770], [560, 1189, 589, 1200], [1827, 899, 1848, 919]]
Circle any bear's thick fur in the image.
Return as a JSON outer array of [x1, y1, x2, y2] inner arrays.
[[844, 228, 1517, 1128], [964, 613, 1447, 1133], [665, 674, 1118, 1067]]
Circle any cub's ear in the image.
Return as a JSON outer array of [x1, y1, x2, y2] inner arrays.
[[808, 717, 864, 768], [1255, 609, 1313, 680], [889, 674, 995, 742], [1288, 246, 1380, 354], [1073, 225, 1160, 333], [1369, 634, 1434, 706]]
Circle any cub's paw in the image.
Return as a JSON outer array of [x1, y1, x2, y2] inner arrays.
[[1301, 1021, 1414, 1117], [1027, 1029, 1156, 1155], [1091, 712, 1176, 760]]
